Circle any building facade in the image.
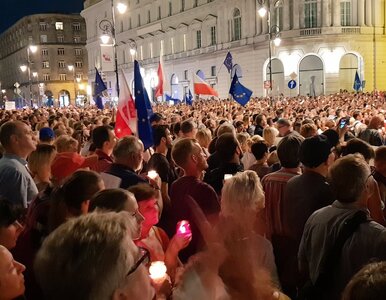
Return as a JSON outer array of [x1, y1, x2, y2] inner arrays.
[[0, 13, 88, 106], [82, 0, 386, 101]]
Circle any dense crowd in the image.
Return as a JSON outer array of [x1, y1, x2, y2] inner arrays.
[[0, 91, 385, 300]]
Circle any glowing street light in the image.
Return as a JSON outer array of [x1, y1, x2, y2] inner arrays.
[[20, 65, 27, 72]]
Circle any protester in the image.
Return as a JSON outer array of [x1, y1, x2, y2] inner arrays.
[[90, 125, 116, 172], [0, 198, 23, 250]]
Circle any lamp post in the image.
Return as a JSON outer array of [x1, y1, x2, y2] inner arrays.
[[258, 0, 282, 100], [19, 45, 38, 107], [99, 1, 127, 98], [68, 65, 77, 104]]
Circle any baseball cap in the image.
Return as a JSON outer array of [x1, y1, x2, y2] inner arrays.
[[299, 135, 332, 168], [51, 152, 98, 182], [39, 127, 55, 141]]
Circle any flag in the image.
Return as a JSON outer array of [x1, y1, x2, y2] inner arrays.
[[185, 89, 193, 105], [193, 73, 219, 97], [229, 73, 253, 106], [353, 70, 362, 92], [155, 49, 165, 98], [134, 60, 154, 149], [165, 94, 181, 104], [94, 68, 107, 96], [95, 95, 104, 110], [224, 51, 233, 73], [115, 70, 137, 138]]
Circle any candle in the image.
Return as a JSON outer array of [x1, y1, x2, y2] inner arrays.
[[147, 170, 158, 180], [224, 174, 233, 180], [177, 220, 191, 236], [149, 261, 167, 281]]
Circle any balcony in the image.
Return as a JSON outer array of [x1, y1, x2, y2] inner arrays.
[[300, 28, 322, 36]]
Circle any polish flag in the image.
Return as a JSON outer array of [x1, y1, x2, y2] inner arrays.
[[193, 73, 219, 97], [115, 70, 137, 138], [155, 49, 165, 98]]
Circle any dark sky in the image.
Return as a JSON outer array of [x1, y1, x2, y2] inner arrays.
[[1, 0, 84, 34]]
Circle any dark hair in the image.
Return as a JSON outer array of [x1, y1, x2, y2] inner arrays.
[[0, 121, 22, 148], [128, 183, 157, 202], [341, 138, 375, 162], [152, 125, 169, 147], [254, 114, 265, 126], [251, 141, 269, 160], [216, 133, 239, 162], [277, 134, 304, 168], [92, 125, 113, 149], [180, 119, 196, 134], [0, 197, 23, 227], [89, 188, 131, 212]]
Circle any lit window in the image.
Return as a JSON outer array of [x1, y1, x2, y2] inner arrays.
[[55, 22, 64, 30]]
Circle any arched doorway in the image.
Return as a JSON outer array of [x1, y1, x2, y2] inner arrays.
[[58, 90, 70, 107], [265, 58, 284, 96], [339, 53, 360, 92], [299, 55, 324, 96], [171, 74, 180, 100]]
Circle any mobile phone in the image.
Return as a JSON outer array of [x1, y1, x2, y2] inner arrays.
[[339, 119, 347, 129]]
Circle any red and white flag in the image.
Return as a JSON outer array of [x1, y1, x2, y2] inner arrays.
[[115, 70, 137, 138], [193, 73, 219, 97], [155, 48, 165, 98]]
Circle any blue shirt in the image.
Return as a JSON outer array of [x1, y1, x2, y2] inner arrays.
[[0, 154, 38, 208]]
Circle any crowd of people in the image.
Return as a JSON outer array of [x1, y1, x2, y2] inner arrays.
[[0, 91, 385, 300]]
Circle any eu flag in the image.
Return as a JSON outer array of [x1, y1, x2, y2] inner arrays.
[[94, 95, 104, 109], [353, 70, 362, 92], [229, 73, 252, 106], [134, 60, 154, 149], [94, 68, 107, 96], [185, 89, 193, 105], [223, 52, 233, 73]]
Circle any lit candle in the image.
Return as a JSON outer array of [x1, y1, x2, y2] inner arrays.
[[224, 174, 233, 180], [147, 170, 158, 180], [149, 261, 167, 282], [177, 220, 191, 236]]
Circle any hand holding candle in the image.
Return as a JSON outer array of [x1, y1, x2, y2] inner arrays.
[[177, 220, 192, 237], [149, 261, 167, 282], [147, 170, 158, 180]]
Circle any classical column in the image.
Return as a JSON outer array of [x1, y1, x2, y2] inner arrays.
[[293, 0, 300, 29], [299, 0, 305, 28], [373, 0, 382, 27], [332, 0, 340, 26], [365, 0, 372, 26], [358, 0, 365, 26], [283, 0, 290, 30], [322, 0, 330, 27]]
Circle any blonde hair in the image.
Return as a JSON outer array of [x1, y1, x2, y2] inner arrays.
[[195, 128, 212, 148], [263, 127, 278, 146], [221, 171, 265, 217], [54, 135, 78, 153], [28, 144, 57, 176]]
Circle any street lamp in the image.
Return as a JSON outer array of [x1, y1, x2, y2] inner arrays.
[[128, 39, 137, 59], [99, 1, 127, 98], [19, 45, 38, 107], [68, 65, 77, 104], [258, 0, 283, 99]]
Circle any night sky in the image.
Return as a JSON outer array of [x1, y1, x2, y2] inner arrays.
[[1, 0, 84, 34]]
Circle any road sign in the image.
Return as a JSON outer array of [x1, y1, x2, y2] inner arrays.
[[288, 80, 297, 89], [264, 80, 271, 89]]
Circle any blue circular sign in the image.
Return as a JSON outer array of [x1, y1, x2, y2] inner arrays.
[[288, 80, 297, 89]]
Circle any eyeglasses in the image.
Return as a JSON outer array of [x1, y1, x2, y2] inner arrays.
[[126, 247, 150, 277]]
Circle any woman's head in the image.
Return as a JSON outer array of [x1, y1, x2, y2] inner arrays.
[[195, 128, 212, 149], [0, 198, 23, 250], [28, 144, 57, 182], [262, 127, 278, 146], [221, 171, 265, 219], [90, 188, 144, 240]]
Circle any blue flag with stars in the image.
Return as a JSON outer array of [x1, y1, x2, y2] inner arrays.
[[185, 89, 193, 105], [353, 70, 362, 92], [224, 52, 233, 73], [134, 60, 153, 149], [229, 73, 253, 106], [94, 68, 107, 96]]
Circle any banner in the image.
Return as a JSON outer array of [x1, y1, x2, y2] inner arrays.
[[101, 45, 114, 72]]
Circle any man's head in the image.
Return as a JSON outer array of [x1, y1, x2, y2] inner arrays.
[[0, 121, 37, 159], [299, 135, 334, 169], [374, 146, 386, 175], [34, 212, 154, 300], [152, 125, 172, 150], [328, 154, 371, 204], [39, 127, 55, 144], [276, 118, 291, 137], [113, 136, 144, 172], [172, 138, 208, 172], [92, 125, 116, 156], [149, 113, 165, 126], [277, 134, 304, 168], [251, 141, 269, 161], [215, 133, 241, 163], [180, 119, 197, 138], [254, 114, 267, 127]]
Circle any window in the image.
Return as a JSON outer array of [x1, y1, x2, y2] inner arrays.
[[58, 61, 66, 68], [43, 74, 50, 81], [129, 18, 132, 29], [40, 35, 47, 43], [305, 0, 317, 28], [58, 48, 65, 55], [75, 61, 83, 68], [211, 66, 216, 77], [42, 61, 50, 69], [274, 6, 283, 30], [138, 14, 141, 26], [158, 6, 161, 19], [196, 30, 202, 48], [149, 43, 153, 58], [73, 36, 81, 43], [210, 26, 216, 45], [168, 1, 172, 16], [59, 74, 66, 81], [193, 0, 198, 8], [27, 23, 32, 31], [184, 70, 188, 80], [232, 8, 242, 41], [28, 36, 33, 44], [171, 37, 174, 54], [75, 48, 82, 56], [72, 23, 81, 31], [42, 49, 49, 56], [181, 0, 185, 12], [39, 22, 47, 31], [147, 10, 151, 23], [341, 0, 351, 26], [76, 73, 83, 80], [55, 22, 64, 30], [183, 34, 187, 51], [57, 35, 64, 43]]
